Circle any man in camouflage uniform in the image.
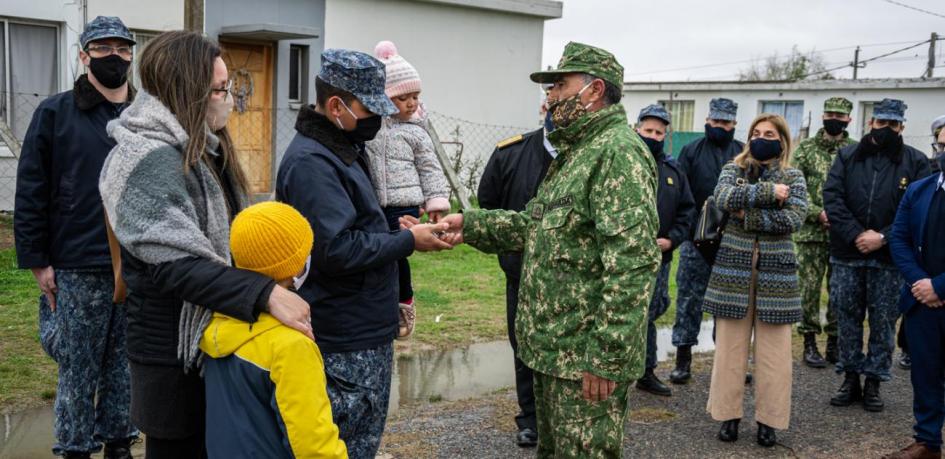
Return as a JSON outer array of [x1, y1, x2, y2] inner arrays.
[[436, 42, 660, 457], [792, 97, 856, 368]]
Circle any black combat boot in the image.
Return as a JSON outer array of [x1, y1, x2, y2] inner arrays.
[[825, 335, 839, 364], [718, 418, 740, 442], [669, 345, 692, 384], [803, 333, 827, 368], [757, 422, 777, 447], [863, 377, 885, 412], [830, 371, 862, 406], [636, 367, 672, 396]]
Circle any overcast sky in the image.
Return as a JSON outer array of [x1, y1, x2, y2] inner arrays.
[[542, 0, 945, 82]]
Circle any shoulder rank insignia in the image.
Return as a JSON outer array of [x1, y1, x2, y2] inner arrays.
[[667, 177, 674, 186], [496, 134, 524, 149], [899, 177, 909, 189]]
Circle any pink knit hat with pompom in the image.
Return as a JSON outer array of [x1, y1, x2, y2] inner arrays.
[[374, 41, 422, 98]]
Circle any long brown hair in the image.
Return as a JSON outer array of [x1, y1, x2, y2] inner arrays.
[[137, 30, 248, 196], [733, 113, 793, 173]]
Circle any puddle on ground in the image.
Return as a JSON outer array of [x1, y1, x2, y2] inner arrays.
[[1, 321, 716, 457]]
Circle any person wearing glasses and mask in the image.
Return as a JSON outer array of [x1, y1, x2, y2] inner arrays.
[[14, 16, 138, 459]]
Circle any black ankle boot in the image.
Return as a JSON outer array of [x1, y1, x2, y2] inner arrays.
[[636, 368, 672, 396], [757, 422, 777, 447], [669, 345, 692, 384], [825, 336, 839, 364], [830, 372, 862, 406], [803, 333, 827, 368], [718, 418, 740, 442], [104, 437, 136, 459], [863, 377, 885, 412]]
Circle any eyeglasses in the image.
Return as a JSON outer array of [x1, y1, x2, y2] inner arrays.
[[211, 81, 233, 100], [86, 44, 133, 59]]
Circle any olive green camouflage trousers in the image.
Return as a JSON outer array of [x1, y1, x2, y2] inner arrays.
[[796, 242, 837, 337], [533, 371, 630, 458]]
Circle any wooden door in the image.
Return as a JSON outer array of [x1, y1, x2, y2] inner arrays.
[[220, 41, 273, 194]]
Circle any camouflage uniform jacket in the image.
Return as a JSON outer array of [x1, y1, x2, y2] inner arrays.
[[793, 128, 855, 243], [463, 103, 660, 382]]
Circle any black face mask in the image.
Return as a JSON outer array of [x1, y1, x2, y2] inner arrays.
[[341, 114, 383, 144], [823, 118, 849, 136], [89, 54, 131, 89], [866, 126, 903, 152], [749, 138, 782, 162], [705, 123, 735, 146], [639, 134, 664, 157]]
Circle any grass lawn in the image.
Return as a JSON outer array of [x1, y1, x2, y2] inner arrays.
[[0, 213, 58, 411]]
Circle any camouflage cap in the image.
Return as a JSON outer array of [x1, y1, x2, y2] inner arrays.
[[931, 114, 945, 137], [637, 104, 671, 125], [823, 97, 853, 115], [708, 98, 738, 121], [80, 16, 135, 49], [319, 49, 398, 116], [873, 98, 907, 122], [530, 42, 624, 89]]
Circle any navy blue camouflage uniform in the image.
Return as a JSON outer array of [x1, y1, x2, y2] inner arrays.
[[14, 17, 139, 455], [636, 105, 696, 369], [823, 99, 931, 381], [673, 98, 743, 348], [276, 49, 403, 459]]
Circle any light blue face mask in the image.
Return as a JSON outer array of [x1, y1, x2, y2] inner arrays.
[[292, 256, 312, 291]]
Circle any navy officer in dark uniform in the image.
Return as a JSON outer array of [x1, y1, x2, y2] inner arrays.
[[476, 94, 556, 448], [634, 104, 696, 396]]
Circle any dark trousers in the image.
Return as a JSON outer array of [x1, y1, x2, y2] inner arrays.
[[504, 268, 537, 431], [383, 206, 420, 302], [324, 343, 394, 459], [904, 303, 945, 450]]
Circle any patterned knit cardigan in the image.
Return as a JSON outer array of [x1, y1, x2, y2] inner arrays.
[[703, 162, 809, 324]]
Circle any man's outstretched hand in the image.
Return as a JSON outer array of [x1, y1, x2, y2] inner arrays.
[[399, 213, 465, 246]]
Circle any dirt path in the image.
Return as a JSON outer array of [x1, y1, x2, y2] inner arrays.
[[380, 354, 917, 458]]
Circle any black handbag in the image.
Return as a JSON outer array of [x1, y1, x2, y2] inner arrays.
[[692, 194, 729, 265]]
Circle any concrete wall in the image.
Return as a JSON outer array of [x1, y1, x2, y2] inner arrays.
[[622, 79, 945, 154], [325, 0, 547, 131]]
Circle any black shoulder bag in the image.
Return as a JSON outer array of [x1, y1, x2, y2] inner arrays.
[[692, 195, 729, 265]]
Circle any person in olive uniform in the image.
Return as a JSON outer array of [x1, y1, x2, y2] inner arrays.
[[477, 93, 556, 448]]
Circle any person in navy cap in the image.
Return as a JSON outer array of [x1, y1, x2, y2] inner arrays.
[[824, 98, 931, 412], [14, 15, 138, 459], [276, 48, 452, 458], [634, 104, 695, 397], [670, 97, 744, 384]]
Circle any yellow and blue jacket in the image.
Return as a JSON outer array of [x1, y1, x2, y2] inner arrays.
[[200, 312, 347, 458]]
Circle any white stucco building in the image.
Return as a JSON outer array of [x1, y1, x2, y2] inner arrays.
[[622, 78, 945, 156]]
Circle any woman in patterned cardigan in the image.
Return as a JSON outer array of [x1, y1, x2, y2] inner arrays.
[[704, 114, 809, 448]]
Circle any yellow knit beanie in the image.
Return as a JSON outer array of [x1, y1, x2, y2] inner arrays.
[[230, 201, 314, 281]]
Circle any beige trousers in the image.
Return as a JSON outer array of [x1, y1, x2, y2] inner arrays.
[[706, 303, 793, 430]]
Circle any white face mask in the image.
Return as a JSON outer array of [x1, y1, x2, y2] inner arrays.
[[207, 93, 234, 132], [292, 256, 312, 291]]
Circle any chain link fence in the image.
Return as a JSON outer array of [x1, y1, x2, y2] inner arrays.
[[0, 91, 47, 212], [425, 110, 533, 203]]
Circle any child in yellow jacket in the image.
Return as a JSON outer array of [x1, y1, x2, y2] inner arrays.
[[199, 201, 347, 458]]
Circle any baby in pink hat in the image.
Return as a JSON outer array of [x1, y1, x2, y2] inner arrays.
[[365, 40, 450, 339]]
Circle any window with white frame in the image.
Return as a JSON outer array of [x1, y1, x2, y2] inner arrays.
[[0, 19, 59, 153], [130, 30, 159, 86], [760, 101, 804, 138], [657, 100, 695, 131], [288, 45, 307, 104]]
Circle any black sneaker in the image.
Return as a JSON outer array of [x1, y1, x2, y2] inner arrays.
[[516, 428, 538, 448], [898, 352, 912, 370]]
